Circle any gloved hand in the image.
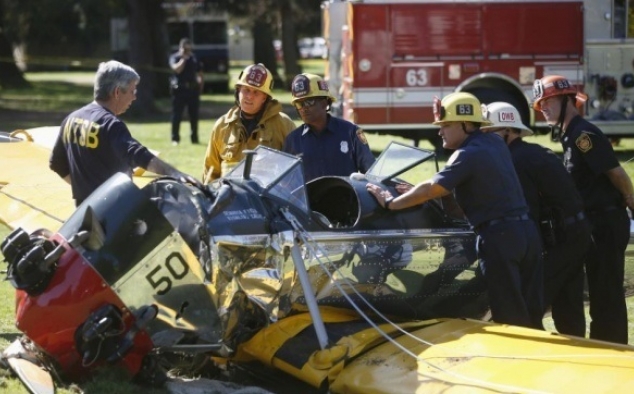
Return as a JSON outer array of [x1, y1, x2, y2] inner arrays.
[[349, 172, 366, 181]]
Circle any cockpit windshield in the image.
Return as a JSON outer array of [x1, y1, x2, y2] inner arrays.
[[226, 146, 309, 213], [365, 142, 437, 185]]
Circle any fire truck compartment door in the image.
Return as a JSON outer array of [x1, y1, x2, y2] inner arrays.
[[388, 62, 445, 125]]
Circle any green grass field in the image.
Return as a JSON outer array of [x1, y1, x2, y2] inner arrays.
[[1, 65, 634, 393]]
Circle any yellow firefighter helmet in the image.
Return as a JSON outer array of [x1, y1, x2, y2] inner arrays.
[[432, 92, 493, 126], [290, 73, 336, 104], [236, 63, 274, 97]]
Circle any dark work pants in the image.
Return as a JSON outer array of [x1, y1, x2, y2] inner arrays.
[[586, 208, 630, 344], [171, 87, 200, 143], [543, 219, 591, 337], [477, 219, 544, 329]]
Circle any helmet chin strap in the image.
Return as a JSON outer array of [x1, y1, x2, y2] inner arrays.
[[503, 129, 514, 144], [550, 95, 568, 142], [461, 122, 468, 133]]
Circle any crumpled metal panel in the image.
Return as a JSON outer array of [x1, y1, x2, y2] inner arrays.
[[205, 228, 484, 348], [139, 169, 486, 353]]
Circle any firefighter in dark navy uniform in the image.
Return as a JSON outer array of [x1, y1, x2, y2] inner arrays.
[[366, 92, 544, 329], [534, 74, 634, 344], [169, 38, 203, 145], [50, 60, 198, 206], [283, 73, 375, 181], [481, 101, 592, 337]]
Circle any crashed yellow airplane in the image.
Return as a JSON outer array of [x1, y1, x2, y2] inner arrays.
[[1, 128, 633, 394]]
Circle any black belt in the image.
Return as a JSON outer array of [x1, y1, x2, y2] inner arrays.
[[178, 82, 196, 89], [586, 206, 619, 216], [563, 211, 585, 226], [476, 213, 529, 232]]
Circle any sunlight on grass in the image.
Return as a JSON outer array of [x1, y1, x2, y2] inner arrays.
[[25, 71, 96, 85]]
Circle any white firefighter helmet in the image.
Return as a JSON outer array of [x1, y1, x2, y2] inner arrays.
[[480, 101, 534, 137]]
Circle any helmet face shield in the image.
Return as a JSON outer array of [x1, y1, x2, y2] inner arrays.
[[292, 98, 321, 110], [532, 79, 546, 102], [433, 96, 445, 123]]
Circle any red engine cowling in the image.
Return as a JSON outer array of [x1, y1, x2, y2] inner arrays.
[[6, 173, 222, 383], [14, 233, 154, 381]]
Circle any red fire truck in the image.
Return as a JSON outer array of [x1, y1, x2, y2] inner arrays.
[[323, 0, 587, 147], [584, 0, 634, 139]]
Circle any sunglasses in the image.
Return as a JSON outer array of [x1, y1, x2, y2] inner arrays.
[[293, 98, 321, 110]]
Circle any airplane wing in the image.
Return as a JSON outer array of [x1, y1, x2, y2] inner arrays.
[[0, 127, 157, 234], [237, 310, 634, 393]]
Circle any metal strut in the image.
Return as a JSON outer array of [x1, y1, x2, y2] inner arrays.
[[280, 208, 329, 350]]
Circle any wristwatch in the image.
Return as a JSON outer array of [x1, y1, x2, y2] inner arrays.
[[384, 197, 394, 210]]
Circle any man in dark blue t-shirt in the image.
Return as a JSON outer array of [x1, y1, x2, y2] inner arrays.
[[367, 92, 544, 329], [50, 60, 197, 206], [283, 73, 375, 182]]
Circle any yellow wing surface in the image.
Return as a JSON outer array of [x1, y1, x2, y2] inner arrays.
[[0, 127, 157, 233], [237, 309, 634, 393]]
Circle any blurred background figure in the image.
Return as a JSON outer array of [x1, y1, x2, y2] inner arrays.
[[169, 38, 203, 146]]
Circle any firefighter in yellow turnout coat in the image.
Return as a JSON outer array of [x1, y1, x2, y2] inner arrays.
[[203, 64, 296, 182]]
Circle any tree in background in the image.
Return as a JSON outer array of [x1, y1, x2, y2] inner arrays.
[[215, 0, 283, 87], [2, 0, 123, 67], [126, 0, 169, 114], [0, 0, 166, 115], [214, 0, 323, 89], [0, 1, 28, 88], [0, 0, 324, 105], [280, 0, 302, 89]]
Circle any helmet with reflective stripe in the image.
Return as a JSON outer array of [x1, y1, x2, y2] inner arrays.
[[291, 73, 336, 104], [236, 63, 274, 96], [532, 75, 587, 110], [432, 92, 493, 125], [481, 101, 533, 137]]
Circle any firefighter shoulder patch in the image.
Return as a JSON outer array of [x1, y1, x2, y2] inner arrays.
[[356, 128, 369, 145], [575, 132, 593, 153]]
